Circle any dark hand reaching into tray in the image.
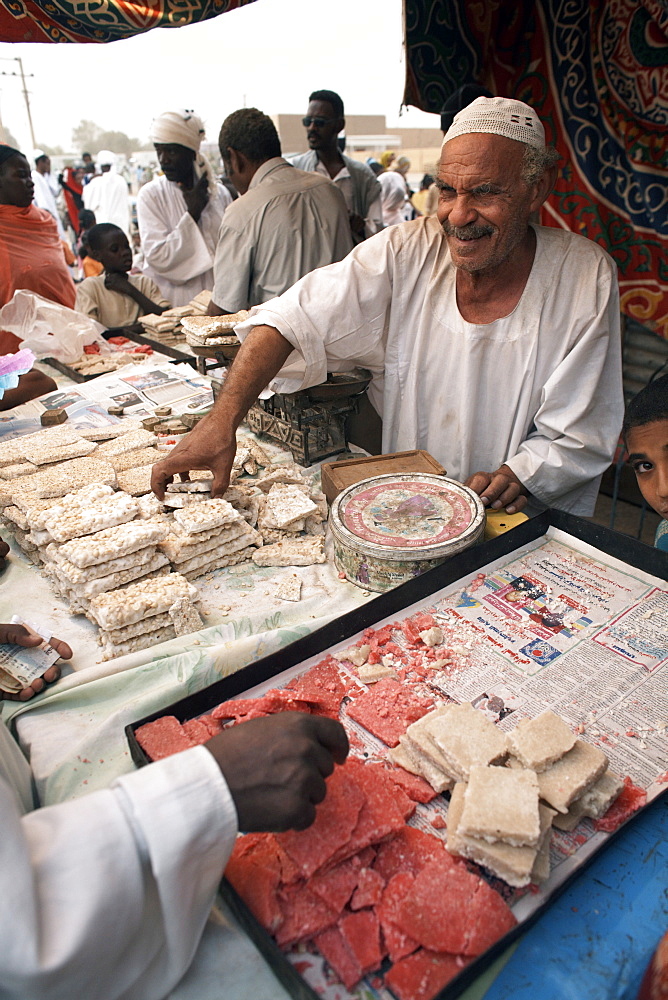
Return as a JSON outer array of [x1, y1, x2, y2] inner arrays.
[[151, 324, 293, 500], [205, 712, 349, 833]]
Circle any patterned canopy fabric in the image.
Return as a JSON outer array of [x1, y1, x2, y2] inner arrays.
[[0, 0, 256, 43], [404, 0, 668, 338]]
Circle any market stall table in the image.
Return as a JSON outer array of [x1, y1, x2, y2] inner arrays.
[[3, 511, 665, 1000]]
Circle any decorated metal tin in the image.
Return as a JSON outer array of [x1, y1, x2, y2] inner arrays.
[[330, 473, 485, 592]]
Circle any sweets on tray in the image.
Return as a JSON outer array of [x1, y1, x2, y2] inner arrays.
[[133, 613, 645, 999]]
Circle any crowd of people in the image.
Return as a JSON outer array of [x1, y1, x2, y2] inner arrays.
[[0, 88, 666, 999]]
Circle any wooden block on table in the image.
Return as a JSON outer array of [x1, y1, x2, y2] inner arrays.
[[41, 408, 68, 426]]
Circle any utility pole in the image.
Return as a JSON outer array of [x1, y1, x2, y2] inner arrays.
[[0, 57, 36, 148], [16, 58, 36, 149]]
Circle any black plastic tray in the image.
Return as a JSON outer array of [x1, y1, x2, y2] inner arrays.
[[103, 325, 196, 365], [125, 509, 667, 1000]]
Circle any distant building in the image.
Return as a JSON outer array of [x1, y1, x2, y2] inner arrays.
[[271, 113, 442, 175]]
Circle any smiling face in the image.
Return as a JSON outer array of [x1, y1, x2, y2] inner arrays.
[[92, 226, 133, 273], [304, 99, 344, 154], [436, 133, 543, 277], [0, 154, 35, 208], [626, 419, 668, 520], [154, 142, 195, 185]]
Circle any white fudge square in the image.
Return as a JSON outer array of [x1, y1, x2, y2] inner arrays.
[[429, 702, 508, 780], [507, 710, 577, 772], [459, 764, 541, 847], [535, 740, 609, 813]]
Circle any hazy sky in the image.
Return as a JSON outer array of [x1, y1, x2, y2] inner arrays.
[[0, 0, 439, 154]]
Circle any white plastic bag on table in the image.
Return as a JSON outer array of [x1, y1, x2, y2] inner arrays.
[[0, 291, 111, 363]]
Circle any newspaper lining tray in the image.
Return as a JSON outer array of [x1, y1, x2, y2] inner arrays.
[[126, 510, 668, 1000]]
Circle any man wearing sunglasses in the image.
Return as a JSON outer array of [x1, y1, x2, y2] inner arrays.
[[290, 90, 382, 244]]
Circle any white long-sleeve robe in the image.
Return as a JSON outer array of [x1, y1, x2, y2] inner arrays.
[[236, 219, 623, 515], [0, 722, 237, 1000], [83, 171, 131, 239], [137, 176, 232, 307], [31, 171, 65, 239]]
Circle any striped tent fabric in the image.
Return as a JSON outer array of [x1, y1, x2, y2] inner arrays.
[[404, 0, 668, 338]]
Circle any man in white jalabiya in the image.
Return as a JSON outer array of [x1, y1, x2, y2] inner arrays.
[[82, 149, 131, 238], [152, 96, 623, 519], [136, 109, 232, 307], [31, 150, 65, 239], [0, 622, 348, 1000]]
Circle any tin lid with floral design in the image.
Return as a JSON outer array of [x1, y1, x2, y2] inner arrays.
[[330, 474, 485, 561]]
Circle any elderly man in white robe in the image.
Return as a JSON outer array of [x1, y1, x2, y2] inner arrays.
[[82, 149, 131, 238], [136, 109, 232, 307], [151, 97, 623, 518], [0, 620, 348, 1000]]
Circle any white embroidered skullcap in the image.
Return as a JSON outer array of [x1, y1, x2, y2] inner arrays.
[[149, 110, 206, 152], [32, 148, 46, 162], [442, 96, 545, 149]]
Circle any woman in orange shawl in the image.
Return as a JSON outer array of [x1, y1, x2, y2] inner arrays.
[[0, 145, 76, 353]]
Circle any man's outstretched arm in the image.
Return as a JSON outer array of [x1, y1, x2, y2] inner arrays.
[[151, 324, 293, 499]]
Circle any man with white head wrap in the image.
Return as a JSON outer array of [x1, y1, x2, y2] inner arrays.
[[136, 110, 232, 306], [152, 96, 623, 519], [82, 149, 131, 238]]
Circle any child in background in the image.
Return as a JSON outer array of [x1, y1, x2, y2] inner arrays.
[[77, 209, 103, 277], [623, 373, 668, 551], [75, 223, 170, 328]]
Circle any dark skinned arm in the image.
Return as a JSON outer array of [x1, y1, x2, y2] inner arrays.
[[151, 324, 293, 498], [0, 370, 57, 411], [465, 464, 528, 514], [104, 272, 168, 315], [205, 713, 349, 832]]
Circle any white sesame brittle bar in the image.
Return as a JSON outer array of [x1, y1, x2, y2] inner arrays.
[[168, 597, 204, 636], [59, 519, 169, 568], [173, 498, 242, 534], [22, 439, 97, 466], [251, 536, 325, 566], [28, 457, 117, 498], [43, 492, 139, 542], [89, 573, 198, 629], [98, 428, 156, 457]]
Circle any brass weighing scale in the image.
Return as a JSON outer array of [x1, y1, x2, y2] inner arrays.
[[195, 341, 372, 466]]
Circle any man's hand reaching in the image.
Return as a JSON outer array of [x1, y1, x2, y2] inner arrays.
[[465, 464, 528, 514], [206, 712, 349, 833], [150, 413, 237, 499]]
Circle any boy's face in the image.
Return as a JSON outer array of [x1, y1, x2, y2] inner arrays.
[[627, 419, 668, 520], [94, 229, 132, 273]]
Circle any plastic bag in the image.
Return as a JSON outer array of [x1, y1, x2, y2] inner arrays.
[[0, 291, 111, 364]]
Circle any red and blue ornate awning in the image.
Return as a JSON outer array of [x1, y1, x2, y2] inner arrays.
[[404, 0, 668, 338], [0, 0, 256, 43]]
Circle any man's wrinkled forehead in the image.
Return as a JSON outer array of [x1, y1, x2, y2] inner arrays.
[[438, 133, 525, 182]]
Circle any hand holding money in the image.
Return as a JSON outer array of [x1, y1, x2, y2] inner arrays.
[[0, 622, 72, 701]]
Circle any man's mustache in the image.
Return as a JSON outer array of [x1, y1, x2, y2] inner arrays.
[[442, 222, 494, 240]]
